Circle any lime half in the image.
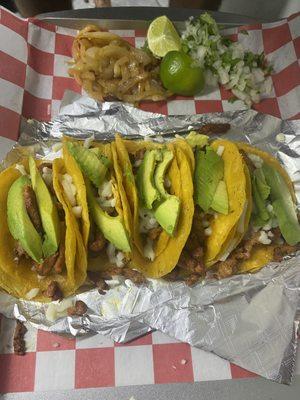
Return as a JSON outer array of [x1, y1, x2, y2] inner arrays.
[[147, 15, 181, 58]]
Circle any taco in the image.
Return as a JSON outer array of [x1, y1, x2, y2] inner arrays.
[[0, 157, 87, 301], [191, 138, 251, 268], [63, 139, 131, 271], [114, 134, 194, 278], [214, 142, 300, 278]]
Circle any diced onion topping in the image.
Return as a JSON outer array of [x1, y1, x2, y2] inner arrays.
[[144, 237, 155, 261], [107, 243, 126, 267], [25, 288, 40, 300], [139, 208, 159, 233], [258, 230, 272, 245], [97, 180, 116, 210], [72, 205, 82, 218], [204, 227, 212, 236], [60, 173, 77, 207], [15, 164, 27, 176], [83, 134, 95, 149], [248, 154, 263, 169], [217, 146, 225, 157]]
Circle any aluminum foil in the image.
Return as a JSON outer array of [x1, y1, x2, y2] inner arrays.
[[1, 93, 300, 384]]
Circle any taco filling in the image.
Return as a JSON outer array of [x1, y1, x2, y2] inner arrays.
[[66, 141, 131, 268], [214, 143, 300, 278]]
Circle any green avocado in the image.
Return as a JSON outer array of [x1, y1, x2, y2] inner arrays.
[[254, 168, 270, 200], [154, 196, 181, 236], [194, 146, 224, 212], [262, 163, 300, 245], [29, 157, 60, 258], [211, 180, 229, 214], [67, 142, 108, 188], [7, 175, 43, 263], [252, 175, 270, 227], [136, 149, 162, 209], [154, 149, 173, 198], [85, 178, 131, 252], [185, 131, 209, 148]]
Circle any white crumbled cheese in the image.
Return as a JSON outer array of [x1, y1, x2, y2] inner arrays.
[[72, 205, 82, 218], [216, 145, 225, 157], [248, 154, 263, 169], [144, 237, 155, 261], [164, 177, 171, 188], [266, 204, 273, 213], [116, 251, 125, 268], [258, 230, 272, 245], [60, 173, 77, 206], [267, 231, 274, 238], [25, 288, 40, 300], [276, 133, 285, 143], [15, 164, 27, 176], [204, 227, 212, 236], [139, 208, 159, 233], [83, 134, 95, 149]]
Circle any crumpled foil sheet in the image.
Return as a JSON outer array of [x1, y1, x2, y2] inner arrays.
[[1, 92, 300, 384]]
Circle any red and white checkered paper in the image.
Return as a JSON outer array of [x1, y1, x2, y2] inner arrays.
[[0, 6, 300, 394]]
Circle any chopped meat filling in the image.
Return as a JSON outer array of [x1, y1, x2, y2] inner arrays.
[[13, 242, 28, 263], [273, 244, 300, 262], [200, 123, 231, 135], [13, 320, 27, 356], [67, 300, 88, 316], [53, 243, 65, 274], [43, 281, 63, 301], [89, 229, 106, 255], [23, 185, 43, 234], [98, 266, 146, 285], [148, 227, 162, 240], [176, 245, 205, 286], [35, 252, 59, 276]]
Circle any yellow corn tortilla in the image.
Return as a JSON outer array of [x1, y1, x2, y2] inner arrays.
[[115, 135, 194, 278], [205, 140, 248, 266], [0, 159, 87, 301], [238, 245, 275, 274]]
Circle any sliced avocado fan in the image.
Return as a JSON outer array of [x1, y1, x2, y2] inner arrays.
[[261, 163, 300, 246], [136, 149, 162, 209], [153, 149, 181, 236], [7, 175, 43, 263], [194, 146, 228, 214], [29, 157, 60, 258], [85, 177, 131, 253], [67, 142, 108, 188]]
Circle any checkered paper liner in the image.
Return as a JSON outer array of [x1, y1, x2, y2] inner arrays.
[[0, 6, 300, 394]]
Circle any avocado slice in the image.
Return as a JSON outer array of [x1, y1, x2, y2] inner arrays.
[[136, 149, 162, 209], [262, 163, 300, 245], [185, 131, 209, 148], [67, 142, 108, 188], [85, 178, 131, 252], [254, 168, 270, 200], [154, 149, 173, 198], [29, 157, 60, 258], [211, 180, 229, 214], [252, 175, 270, 227], [7, 176, 43, 263], [90, 147, 111, 168], [194, 146, 224, 212], [154, 196, 181, 236]]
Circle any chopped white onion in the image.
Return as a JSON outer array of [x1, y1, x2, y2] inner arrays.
[[83, 134, 95, 149], [258, 230, 272, 245], [144, 238, 155, 261], [72, 205, 82, 218], [15, 164, 27, 176], [204, 227, 212, 236], [60, 174, 77, 206], [25, 288, 40, 300], [216, 145, 225, 157]]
